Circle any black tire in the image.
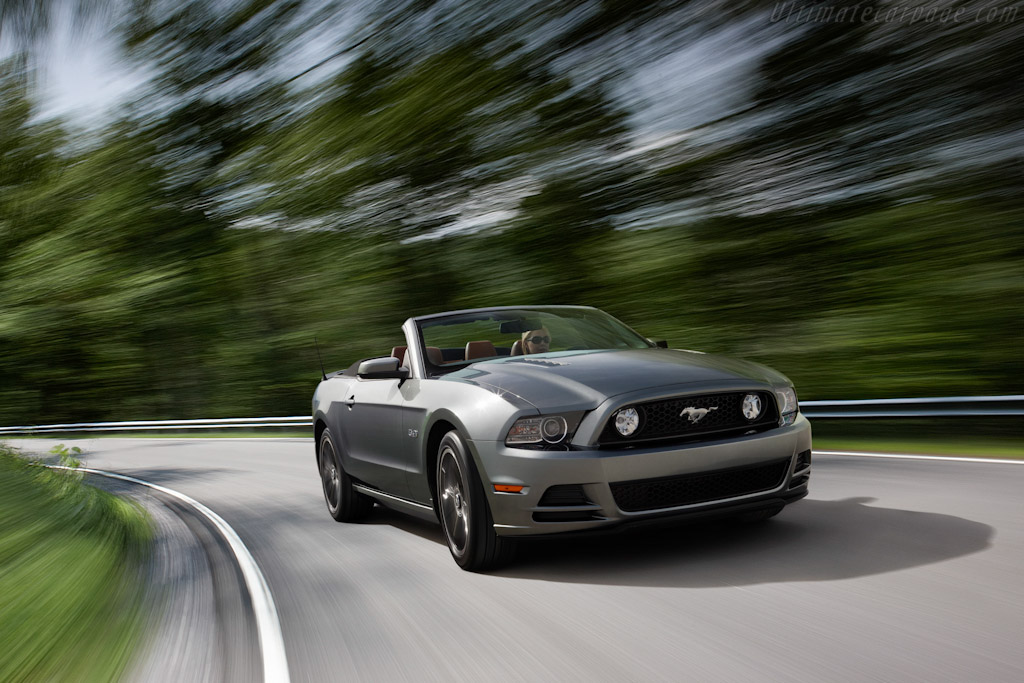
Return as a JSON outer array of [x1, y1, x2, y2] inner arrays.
[[436, 430, 516, 571], [319, 428, 373, 522]]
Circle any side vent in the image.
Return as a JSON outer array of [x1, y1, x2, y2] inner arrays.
[[795, 450, 812, 470], [789, 449, 812, 489], [538, 484, 590, 507], [534, 484, 600, 523]]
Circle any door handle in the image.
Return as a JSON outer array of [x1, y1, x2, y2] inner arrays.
[[343, 396, 356, 408]]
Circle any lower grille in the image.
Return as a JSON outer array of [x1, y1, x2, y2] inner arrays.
[[610, 459, 790, 512]]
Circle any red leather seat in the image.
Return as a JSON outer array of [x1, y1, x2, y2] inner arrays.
[[397, 345, 450, 366], [392, 346, 407, 366], [465, 340, 496, 361], [425, 346, 444, 365]]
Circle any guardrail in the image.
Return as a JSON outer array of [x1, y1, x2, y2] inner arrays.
[[800, 395, 1024, 418], [0, 396, 1020, 435], [0, 416, 312, 435]]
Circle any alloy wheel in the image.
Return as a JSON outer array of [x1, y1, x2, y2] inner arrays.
[[320, 440, 341, 510], [439, 446, 469, 556]]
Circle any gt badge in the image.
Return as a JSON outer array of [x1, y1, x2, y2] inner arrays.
[[680, 406, 717, 424]]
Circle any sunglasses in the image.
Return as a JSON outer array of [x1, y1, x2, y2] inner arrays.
[[526, 336, 550, 344]]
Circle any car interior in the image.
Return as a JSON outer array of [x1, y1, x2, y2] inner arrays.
[[391, 342, 515, 367]]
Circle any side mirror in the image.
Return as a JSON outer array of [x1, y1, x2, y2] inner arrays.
[[653, 340, 669, 348], [357, 357, 410, 380]]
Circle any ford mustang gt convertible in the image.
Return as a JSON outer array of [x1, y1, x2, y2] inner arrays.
[[313, 306, 811, 571]]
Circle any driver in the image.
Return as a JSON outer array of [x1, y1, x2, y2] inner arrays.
[[521, 327, 551, 354]]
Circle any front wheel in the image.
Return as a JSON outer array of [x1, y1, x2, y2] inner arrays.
[[436, 431, 516, 571], [319, 428, 373, 522]]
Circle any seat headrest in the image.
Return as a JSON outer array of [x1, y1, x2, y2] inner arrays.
[[391, 346, 407, 366], [425, 346, 444, 365], [465, 340, 496, 361]]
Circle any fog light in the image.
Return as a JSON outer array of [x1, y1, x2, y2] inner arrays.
[[614, 407, 640, 436], [742, 394, 762, 420]]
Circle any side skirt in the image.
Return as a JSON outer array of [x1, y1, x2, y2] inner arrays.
[[352, 484, 439, 523]]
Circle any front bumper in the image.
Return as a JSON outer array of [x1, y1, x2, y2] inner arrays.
[[469, 413, 812, 537]]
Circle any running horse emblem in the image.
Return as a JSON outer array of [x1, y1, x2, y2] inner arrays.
[[680, 406, 718, 424]]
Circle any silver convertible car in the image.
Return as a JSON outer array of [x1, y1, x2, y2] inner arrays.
[[313, 306, 811, 571]]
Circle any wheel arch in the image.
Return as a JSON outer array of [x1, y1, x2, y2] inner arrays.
[[314, 414, 328, 462], [424, 415, 460, 515], [417, 401, 520, 511]]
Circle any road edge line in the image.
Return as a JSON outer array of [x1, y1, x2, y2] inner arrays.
[[47, 465, 290, 683], [814, 450, 1024, 465]]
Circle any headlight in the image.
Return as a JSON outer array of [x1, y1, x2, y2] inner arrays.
[[541, 416, 568, 442], [775, 386, 799, 425], [506, 413, 581, 446]]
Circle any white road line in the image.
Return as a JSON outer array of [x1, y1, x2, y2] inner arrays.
[[815, 450, 1024, 465], [47, 465, 290, 683]]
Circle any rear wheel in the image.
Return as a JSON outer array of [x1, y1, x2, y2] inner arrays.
[[319, 428, 373, 522], [436, 431, 516, 571]]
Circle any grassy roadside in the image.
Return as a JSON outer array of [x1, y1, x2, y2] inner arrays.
[[0, 444, 152, 683], [812, 437, 1024, 459], [809, 418, 1023, 459]]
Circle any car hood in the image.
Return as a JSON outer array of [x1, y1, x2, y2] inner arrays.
[[443, 348, 789, 412]]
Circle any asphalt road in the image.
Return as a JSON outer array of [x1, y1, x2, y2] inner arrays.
[[10, 438, 1024, 682]]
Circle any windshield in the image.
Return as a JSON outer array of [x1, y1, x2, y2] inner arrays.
[[417, 307, 652, 375]]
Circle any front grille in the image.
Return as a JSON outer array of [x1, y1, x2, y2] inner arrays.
[[599, 391, 778, 447], [610, 459, 790, 512]]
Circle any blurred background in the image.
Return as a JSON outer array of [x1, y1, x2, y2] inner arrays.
[[0, 0, 1020, 427]]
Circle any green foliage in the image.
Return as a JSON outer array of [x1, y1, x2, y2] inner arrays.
[[0, 444, 151, 682], [49, 443, 82, 468]]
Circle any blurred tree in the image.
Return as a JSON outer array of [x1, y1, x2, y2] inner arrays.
[[254, 40, 631, 230], [245, 22, 640, 311], [692, 0, 1024, 210], [0, 0, 108, 49], [0, 58, 63, 252], [0, 60, 67, 422], [120, 0, 304, 202]]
